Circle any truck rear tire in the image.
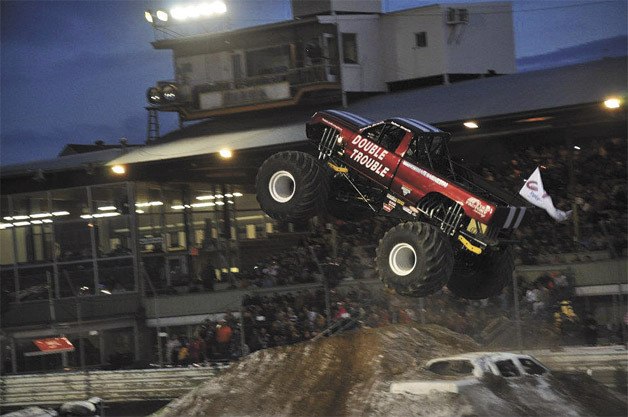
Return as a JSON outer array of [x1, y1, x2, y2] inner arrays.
[[256, 151, 329, 222], [446, 247, 514, 300], [375, 222, 454, 297]]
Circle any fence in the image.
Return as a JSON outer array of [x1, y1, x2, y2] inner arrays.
[[0, 364, 230, 407], [1, 348, 624, 408]]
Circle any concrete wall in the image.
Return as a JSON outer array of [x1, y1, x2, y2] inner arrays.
[[381, 5, 447, 82], [332, 15, 387, 92], [444, 2, 516, 75]]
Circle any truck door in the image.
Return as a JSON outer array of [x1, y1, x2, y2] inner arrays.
[[346, 122, 409, 188], [390, 133, 451, 204]]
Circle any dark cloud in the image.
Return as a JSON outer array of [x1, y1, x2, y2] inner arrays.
[[517, 35, 628, 72]]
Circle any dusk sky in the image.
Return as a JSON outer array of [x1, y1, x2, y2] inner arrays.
[[1, 0, 626, 166]]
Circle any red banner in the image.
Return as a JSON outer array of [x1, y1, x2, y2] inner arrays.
[[31, 337, 75, 355]]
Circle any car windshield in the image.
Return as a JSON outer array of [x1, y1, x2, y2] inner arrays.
[[406, 133, 453, 175], [495, 359, 521, 377], [518, 357, 547, 375]]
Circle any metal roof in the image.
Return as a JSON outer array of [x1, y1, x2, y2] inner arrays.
[[1, 149, 124, 178], [106, 123, 305, 166], [152, 17, 318, 50], [2, 57, 625, 178], [348, 56, 627, 123]]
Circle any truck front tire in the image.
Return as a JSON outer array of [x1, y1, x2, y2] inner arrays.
[[256, 151, 329, 222], [375, 222, 454, 297], [446, 247, 514, 300]]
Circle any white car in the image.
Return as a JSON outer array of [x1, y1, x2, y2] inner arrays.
[[391, 352, 550, 395]]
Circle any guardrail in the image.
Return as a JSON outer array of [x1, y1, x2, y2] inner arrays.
[[526, 346, 628, 391], [0, 364, 230, 407]]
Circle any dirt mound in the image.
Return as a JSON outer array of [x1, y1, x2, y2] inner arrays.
[[156, 323, 477, 416], [155, 323, 626, 417]]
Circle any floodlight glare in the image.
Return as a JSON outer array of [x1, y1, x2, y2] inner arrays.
[[187, 5, 200, 19], [219, 149, 233, 158], [198, 3, 213, 16], [463, 121, 479, 129], [111, 165, 126, 175], [170, 6, 187, 20], [144, 11, 154, 23], [171, 2, 227, 20], [211, 1, 227, 14], [156, 10, 169, 21], [604, 97, 621, 109]]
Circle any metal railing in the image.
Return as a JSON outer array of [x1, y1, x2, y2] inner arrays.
[[191, 64, 337, 94], [0, 366, 229, 407]]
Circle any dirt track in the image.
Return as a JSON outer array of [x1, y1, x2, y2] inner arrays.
[[155, 323, 626, 417]]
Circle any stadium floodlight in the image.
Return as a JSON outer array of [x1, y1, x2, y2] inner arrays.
[[156, 10, 169, 21], [463, 121, 479, 129], [145, 10, 154, 23], [171, 1, 227, 21], [111, 165, 126, 175], [219, 149, 233, 158], [211, 1, 227, 14], [604, 97, 621, 109], [147, 87, 162, 104], [162, 84, 178, 102]]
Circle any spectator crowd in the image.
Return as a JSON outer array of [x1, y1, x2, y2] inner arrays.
[[469, 136, 627, 264]]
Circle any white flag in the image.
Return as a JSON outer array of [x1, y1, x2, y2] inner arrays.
[[519, 167, 572, 222]]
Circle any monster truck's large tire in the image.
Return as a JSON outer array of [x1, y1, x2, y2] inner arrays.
[[446, 246, 514, 300], [375, 222, 454, 297], [256, 151, 329, 222]]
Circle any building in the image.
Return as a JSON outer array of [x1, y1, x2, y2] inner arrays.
[[145, 0, 516, 122]]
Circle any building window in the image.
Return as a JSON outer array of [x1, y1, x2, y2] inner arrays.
[[341, 33, 358, 64], [458, 9, 469, 23], [415, 32, 427, 48]]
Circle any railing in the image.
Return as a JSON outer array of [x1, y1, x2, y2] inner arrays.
[[192, 64, 337, 94], [0, 365, 229, 407]]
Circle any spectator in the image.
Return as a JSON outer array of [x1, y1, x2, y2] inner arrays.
[[215, 320, 233, 359], [583, 312, 599, 346], [166, 334, 180, 366], [177, 341, 190, 366]]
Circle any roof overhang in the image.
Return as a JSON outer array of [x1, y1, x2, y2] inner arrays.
[[152, 16, 319, 50]]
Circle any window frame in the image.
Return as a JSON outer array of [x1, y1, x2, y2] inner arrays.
[[341, 33, 359, 64]]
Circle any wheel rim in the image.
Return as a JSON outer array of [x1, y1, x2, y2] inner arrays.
[[389, 243, 417, 276], [269, 170, 296, 203]]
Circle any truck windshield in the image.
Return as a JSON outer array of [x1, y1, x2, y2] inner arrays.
[[407, 133, 453, 175]]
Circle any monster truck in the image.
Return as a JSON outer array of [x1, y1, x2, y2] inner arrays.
[[255, 110, 527, 299]]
